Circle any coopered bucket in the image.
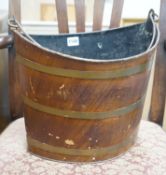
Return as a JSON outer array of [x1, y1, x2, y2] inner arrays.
[[8, 10, 159, 162]]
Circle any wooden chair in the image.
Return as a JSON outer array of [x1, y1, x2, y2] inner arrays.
[[1, 0, 166, 174], [149, 0, 166, 126]]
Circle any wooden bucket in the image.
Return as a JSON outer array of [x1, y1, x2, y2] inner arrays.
[[8, 10, 159, 162]]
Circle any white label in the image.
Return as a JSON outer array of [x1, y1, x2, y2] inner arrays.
[[67, 37, 79, 46]]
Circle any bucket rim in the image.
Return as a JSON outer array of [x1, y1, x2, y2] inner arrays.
[[11, 13, 160, 63]]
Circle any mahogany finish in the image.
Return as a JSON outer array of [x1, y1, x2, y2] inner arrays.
[[8, 0, 22, 119], [3, 0, 159, 162], [110, 0, 124, 28], [74, 0, 85, 33], [8, 0, 125, 119], [9, 0, 21, 22], [149, 0, 166, 125], [55, 0, 69, 33], [93, 0, 106, 31], [9, 20, 158, 161]]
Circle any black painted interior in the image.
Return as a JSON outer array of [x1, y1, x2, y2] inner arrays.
[[31, 21, 154, 60]]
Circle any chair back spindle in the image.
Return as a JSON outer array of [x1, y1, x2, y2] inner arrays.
[[74, 0, 85, 32], [54, 0, 124, 33], [110, 0, 124, 28], [9, 0, 21, 22], [93, 0, 106, 31], [55, 0, 69, 33]]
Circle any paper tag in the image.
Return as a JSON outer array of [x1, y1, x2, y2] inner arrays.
[[67, 37, 79, 47]]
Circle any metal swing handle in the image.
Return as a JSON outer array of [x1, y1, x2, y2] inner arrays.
[[0, 33, 13, 49]]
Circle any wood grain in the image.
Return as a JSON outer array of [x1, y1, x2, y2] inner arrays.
[[74, 0, 85, 32], [8, 0, 23, 119], [9, 0, 21, 22], [8, 46, 23, 119], [11, 24, 158, 161], [110, 0, 124, 28], [149, 0, 166, 125], [55, 0, 69, 33], [6, 0, 161, 162], [93, 0, 106, 31]]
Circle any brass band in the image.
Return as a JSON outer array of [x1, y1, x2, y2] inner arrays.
[[23, 96, 145, 120], [27, 130, 137, 157], [16, 55, 153, 80]]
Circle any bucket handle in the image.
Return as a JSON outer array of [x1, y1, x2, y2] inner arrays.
[[0, 33, 13, 49], [148, 9, 158, 21], [145, 9, 159, 50], [8, 17, 40, 46]]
